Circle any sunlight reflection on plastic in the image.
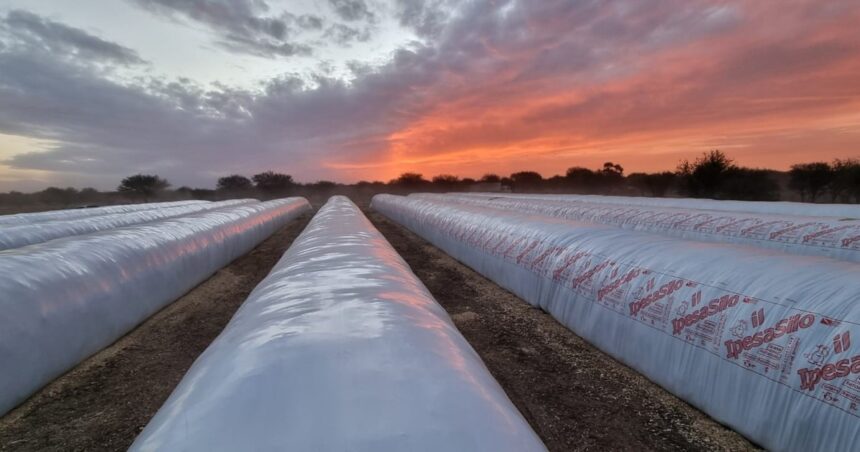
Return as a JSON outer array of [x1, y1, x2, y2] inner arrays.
[[375, 193, 860, 452], [131, 196, 545, 452], [0, 198, 311, 416]]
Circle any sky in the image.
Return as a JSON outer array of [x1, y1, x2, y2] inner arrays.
[[0, 0, 858, 191]]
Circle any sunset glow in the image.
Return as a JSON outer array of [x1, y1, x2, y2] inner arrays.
[[0, 1, 858, 190]]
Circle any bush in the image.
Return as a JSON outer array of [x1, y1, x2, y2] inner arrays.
[[831, 159, 860, 203], [789, 162, 832, 202], [628, 172, 676, 197], [217, 175, 253, 192], [252, 171, 294, 198], [510, 171, 543, 192], [118, 175, 170, 201]]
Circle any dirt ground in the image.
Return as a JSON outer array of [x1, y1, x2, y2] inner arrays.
[[0, 204, 758, 452], [365, 210, 759, 452], [0, 214, 313, 452]]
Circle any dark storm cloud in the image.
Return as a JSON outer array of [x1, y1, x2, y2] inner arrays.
[[0, 10, 146, 66], [129, 0, 316, 57]]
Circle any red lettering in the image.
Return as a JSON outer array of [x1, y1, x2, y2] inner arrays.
[[799, 354, 860, 391], [798, 368, 822, 391], [726, 313, 815, 360]]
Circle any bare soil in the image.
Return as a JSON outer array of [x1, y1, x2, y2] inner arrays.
[[365, 210, 759, 452], [0, 214, 312, 452]]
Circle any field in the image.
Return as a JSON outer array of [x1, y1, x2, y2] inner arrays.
[[0, 199, 760, 452], [1, 194, 858, 451], [0, 213, 313, 451]]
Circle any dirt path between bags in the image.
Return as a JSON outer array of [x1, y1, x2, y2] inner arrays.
[[366, 210, 759, 452], [0, 213, 313, 452]]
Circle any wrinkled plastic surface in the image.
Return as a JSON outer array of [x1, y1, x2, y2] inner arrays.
[[413, 193, 860, 263], [0, 199, 258, 251], [374, 194, 860, 452], [455, 193, 860, 219], [0, 198, 310, 416], [132, 196, 545, 452], [0, 200, 208, 226]]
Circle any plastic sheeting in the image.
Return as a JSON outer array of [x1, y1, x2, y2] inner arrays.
[[0, 199, 259, 251], [373, 194, 860, 452], [0, 200, 208, 226], [413, 193, 860, 264], [454, 193, 860, 219], [0, 198, 310, 416], [131, 196, 545, 452]]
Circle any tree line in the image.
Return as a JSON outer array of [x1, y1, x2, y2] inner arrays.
[[381, 151, 860, 203], [1, 151, 859, 210]]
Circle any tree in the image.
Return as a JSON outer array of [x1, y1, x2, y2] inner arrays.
[[390, 172, 428, 188], [598, 161, 624, 191], [307, 180, 338, 196], [600, 162, 624, 178], [217, 174, 253, 192], [565, 167, 597, 192], [252, 171, 294, 197], [38, 187, 79, 205], [190, 188, 216, 200], [78, 187, 101, 203], [432, 174, 460, 190], [479, 173, 501, 183], [830, 159, 860, 203], [355, 180, 386, 189], [118, 174, 170, 201], [789, 162, 832, 202], [510, 171, 543, 192], [720, 168, 780, 201], [309, 180, 337, 190], [627, 173, 648, 195], [545, 175, 567, 190], [432, 174, 460, 184], [677, 150, 735, 198], [628, 172, 676, 197], [0, 191, 26, 207]]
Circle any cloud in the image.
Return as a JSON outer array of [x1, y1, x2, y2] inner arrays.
[[393, 0, 457, 39], [324, 23, 371, 45], [2, 1, 860, 191], [0, 11, 437, 187], [0, 10, 146, 66], [297, 14, 324, 30], [373, 0, 860, 176], [328, 0, 374, 22], [129, 0, 315, 57]]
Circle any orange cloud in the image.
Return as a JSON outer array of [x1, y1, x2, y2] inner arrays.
[[336, 1, 860, 181]]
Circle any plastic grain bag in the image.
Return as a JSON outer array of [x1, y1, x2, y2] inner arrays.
[[0, 200, 208, 226], [0, 198, 310, 416], [0, 199, 258, 250], [374, 194, 860, 452], [451, 192, 860, 219], [413, 193, 860, 264], [131, 196, 545, 452]]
